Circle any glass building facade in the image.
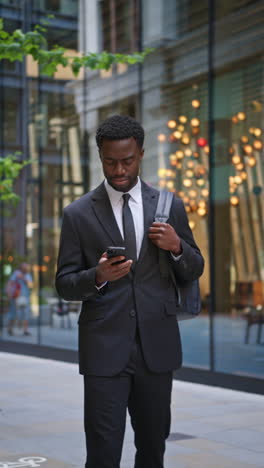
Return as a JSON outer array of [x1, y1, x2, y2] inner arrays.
[[0, 0, 263, 391]]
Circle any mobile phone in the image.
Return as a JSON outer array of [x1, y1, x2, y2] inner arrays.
[[106, 246, 126, 264]]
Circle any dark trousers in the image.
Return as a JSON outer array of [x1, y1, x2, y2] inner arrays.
[[83, 338, 173, 468]]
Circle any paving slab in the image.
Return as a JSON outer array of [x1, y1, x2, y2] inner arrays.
[[0, 352, 263, 468]]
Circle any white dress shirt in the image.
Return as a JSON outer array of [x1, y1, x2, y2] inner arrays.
[[96, 178, 181, 289], [104, 177, 144, 259]]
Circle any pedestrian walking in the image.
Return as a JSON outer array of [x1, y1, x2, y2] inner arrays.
[[6, 262, 33, 336]]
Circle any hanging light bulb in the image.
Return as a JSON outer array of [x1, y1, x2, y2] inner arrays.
[[185, 148, 192, 157], [237, 112, 246, 121], [241, 136, 249, 144], [158, 133, 166, 142], [159, 180, 166, 188], [248, 157, 256, 167], [253, 140, 263, 150], [249, 127, 255, 134], [197, 207, 207, 216], [197, 137, 208, 147], [232, 155, 241, 165], [198, 200, 206, 208], [187, 161, 194, 168], [191, 118, 200, 127], [254, 128, 262, 137], [240, 171, 247, 180], [230, 196, 239, 206], [178, 124, 185, 132], [232, 116, 238, 124], [192, 99, 200, 108], [204, 145, 210, 154], [197, 179, 205, 186], [167, 120, 177, 129], [189, 190, 197, 198], [183, 179, 192, 187], [236, 163, 244, 171], [181, 135, 190, 145], [186, 170, 194, 178], [173, 130, 182, 139], [244, 144, 253, 154], [234, 175, 242, 185], [201, 188, 209, 197], [179, 115, 187, 123], [176, 150, 184, 159]]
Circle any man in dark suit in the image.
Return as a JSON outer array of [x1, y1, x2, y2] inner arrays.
[[55, 115, 204, 468]]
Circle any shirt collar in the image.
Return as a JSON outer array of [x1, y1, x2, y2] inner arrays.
[[104, 177, 141, 206]]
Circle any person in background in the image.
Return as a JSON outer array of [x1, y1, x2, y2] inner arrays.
[[7, 263, 33, 336]]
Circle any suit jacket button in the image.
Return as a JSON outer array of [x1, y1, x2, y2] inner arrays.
[[130, 309, 136, 317]]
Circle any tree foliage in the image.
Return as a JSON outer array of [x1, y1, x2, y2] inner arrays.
[[0, 17, 152, 203], [0, 18, 152, 76], [0, 153, 31, 203]]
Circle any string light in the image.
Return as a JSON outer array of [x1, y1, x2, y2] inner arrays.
[[232, 155, 241, 165], [167, 120, 177, 129], [230, 196, 239, 206], [248, 157, 256, 167], [173, 130, 182, 139], [244, 144, 253, 154], [185, 149, 192, 157], [191, 118, 200, 127], [179, 115, 187, 123], [237, 112, 246, 121], [192, 99, 200, 108], [158, 133, 166, 142], [254, 128, 261, 137], [183, 179, 192, 187], [253, 140, 263, 150]]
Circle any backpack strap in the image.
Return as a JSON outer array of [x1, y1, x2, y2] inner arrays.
[[155, 190, 181, 305], [155, 190, 174, 223]]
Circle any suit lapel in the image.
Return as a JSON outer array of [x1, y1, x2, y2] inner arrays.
[[136, 180, 159, 268], [91, 182, 124, 246]]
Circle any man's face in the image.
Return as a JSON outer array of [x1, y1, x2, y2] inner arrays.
[[100, 137, 144, 192]]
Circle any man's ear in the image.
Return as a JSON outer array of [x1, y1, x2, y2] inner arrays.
[[140, 148, 145, 160]]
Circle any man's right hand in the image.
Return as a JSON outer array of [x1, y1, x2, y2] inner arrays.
[[95, 252, 133, 286]]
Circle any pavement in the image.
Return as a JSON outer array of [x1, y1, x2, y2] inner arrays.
[[0, 352, 264, 468]]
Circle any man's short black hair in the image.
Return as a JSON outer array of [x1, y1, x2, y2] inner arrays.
[[96, 115, 144, 150]]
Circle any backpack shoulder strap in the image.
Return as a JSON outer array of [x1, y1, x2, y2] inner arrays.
[[155, 190, 174, 223]]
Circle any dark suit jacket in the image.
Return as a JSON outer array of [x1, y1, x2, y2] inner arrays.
[[55, 180, 204, 376]]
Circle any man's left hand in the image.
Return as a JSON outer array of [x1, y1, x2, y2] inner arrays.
[[148, 222, 182, 255]]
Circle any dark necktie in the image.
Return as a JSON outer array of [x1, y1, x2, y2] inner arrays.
[[122, 193, 137, 264]]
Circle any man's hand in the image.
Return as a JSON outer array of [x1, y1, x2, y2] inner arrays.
[[148, 222, 182, 255], [95, 252, 133, 286]]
